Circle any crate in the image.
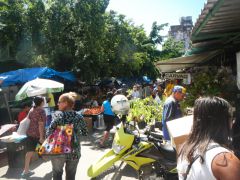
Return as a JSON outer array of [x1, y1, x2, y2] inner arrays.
[[166, 115, 193, 152], [83, 117, 93, 132]]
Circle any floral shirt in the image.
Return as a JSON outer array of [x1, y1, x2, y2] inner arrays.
[[46, 111, 88, 160], [27, 107, 46, 138]]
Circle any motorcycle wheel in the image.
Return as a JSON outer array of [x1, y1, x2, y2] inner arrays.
[[138, 165, 164, 180], [138, 170, 178, 180], [138, 172, 164, 180]]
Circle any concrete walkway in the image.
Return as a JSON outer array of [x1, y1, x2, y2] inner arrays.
[[0, 130, 138, 180]]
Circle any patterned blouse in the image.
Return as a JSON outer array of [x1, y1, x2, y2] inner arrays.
[[27, 107, 46, 138], [46, 111, 88, 160]]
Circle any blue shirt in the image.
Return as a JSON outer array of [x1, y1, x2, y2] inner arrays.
[[162, 96, 182, 140], [102, 100, 114, 116]]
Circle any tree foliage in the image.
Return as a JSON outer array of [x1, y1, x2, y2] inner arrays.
[[0, 0, 174, 82], [160, 37, 185, 60]]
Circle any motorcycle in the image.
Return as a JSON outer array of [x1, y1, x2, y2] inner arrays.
[[87, 121, 178, 180]]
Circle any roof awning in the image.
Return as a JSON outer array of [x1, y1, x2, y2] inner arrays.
[[191, 0, 240, 51], [155, 50, 220, 73]]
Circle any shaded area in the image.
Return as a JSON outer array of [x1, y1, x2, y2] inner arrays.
[[0, 158, 52, 180], [0, 60, 25, 74]]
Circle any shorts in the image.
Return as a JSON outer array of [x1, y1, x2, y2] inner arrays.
[[25, 136, 39, 152], [103, 114, 115, 132]]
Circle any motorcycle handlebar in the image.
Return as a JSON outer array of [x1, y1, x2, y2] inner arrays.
[[148, 135, 163, 143]]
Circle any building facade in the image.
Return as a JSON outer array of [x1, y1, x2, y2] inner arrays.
[[168, 16, 193, 51]]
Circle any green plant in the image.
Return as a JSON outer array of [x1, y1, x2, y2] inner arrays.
[[183, 70, 222, 107], [127, 97, 163, 124]]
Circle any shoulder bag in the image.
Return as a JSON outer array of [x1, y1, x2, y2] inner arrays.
[[38, 124, 74, 156]]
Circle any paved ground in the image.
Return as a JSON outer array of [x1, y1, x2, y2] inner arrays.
[[0, 129, 138, 180]]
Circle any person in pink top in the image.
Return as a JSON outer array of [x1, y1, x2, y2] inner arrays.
[[21, 96, 46, 178]]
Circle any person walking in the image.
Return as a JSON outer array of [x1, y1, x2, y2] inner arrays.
[[177, 96, 240, 180], [99, 91, 115, 148], [162, 85, 186, 141], [21, 96, 46, 178], [46, 92, 88, 180]]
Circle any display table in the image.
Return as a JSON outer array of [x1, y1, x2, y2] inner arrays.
[[0, 126, 27, 169], [82, 106, 103, 131]]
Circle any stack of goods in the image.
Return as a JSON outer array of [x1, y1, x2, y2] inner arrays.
[[83, 106, 102, 116]]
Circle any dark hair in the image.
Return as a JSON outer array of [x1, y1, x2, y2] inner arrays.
[[33, 96, 44, 108], [179, 96, 232, 163], [106, 91, 113, 101], [21, 102, 30, 108]]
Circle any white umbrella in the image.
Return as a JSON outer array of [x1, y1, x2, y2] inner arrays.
[[15, 78, 64, 101]]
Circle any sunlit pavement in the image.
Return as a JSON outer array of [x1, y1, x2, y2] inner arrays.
[[0, 130, 138, 180]]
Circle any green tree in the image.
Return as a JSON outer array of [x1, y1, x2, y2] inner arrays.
[[161, 37, 185, 60], [42, 0, 75, 69], [101, 11, 150, 78], [148, 22, 168, 45], [0, 0, 46, 64], [0, 0, 27, 60], [140, 22, 168, 77], [72, 0, 109, 81], [0, 0, 164, 82]]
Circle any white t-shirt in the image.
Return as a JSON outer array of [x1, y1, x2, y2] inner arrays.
[[177, 143, 230, 180], [154, 94, 161, 104], [131, 91, 140, 99]]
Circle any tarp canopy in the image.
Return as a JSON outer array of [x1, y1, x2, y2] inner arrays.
[[0, 67, 76, 87], [155, 50, 220, 73], [192, 0, 240, 45]]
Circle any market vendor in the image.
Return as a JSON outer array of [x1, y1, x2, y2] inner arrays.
[[162, 85, 186, 141], [17, 103, 31, 123]]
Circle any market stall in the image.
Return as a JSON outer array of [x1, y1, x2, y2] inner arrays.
[[154, 0, 240, 156], [0, 124, 27, 168], [0, 77, 66, 169], [81, 106, 104, 131]]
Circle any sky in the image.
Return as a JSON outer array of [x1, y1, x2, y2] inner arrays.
[[107, 0, 207, 36]]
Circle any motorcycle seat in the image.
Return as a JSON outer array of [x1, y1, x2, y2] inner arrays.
[[158, 143, 176, 161]]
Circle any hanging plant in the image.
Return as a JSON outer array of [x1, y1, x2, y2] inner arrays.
[[184, 68, 226, 107]]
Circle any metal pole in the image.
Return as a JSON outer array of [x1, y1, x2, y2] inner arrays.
[[3, 92, 12, 123]]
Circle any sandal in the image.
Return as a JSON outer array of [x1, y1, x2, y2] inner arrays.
[[21, 171, 34, 179], [98, 142, 106, 148]]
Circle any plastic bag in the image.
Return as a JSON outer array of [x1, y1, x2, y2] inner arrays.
[[17, 116, 30, 135]]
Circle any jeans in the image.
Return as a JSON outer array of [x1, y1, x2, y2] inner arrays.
[[51, 156, 79, 180]]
